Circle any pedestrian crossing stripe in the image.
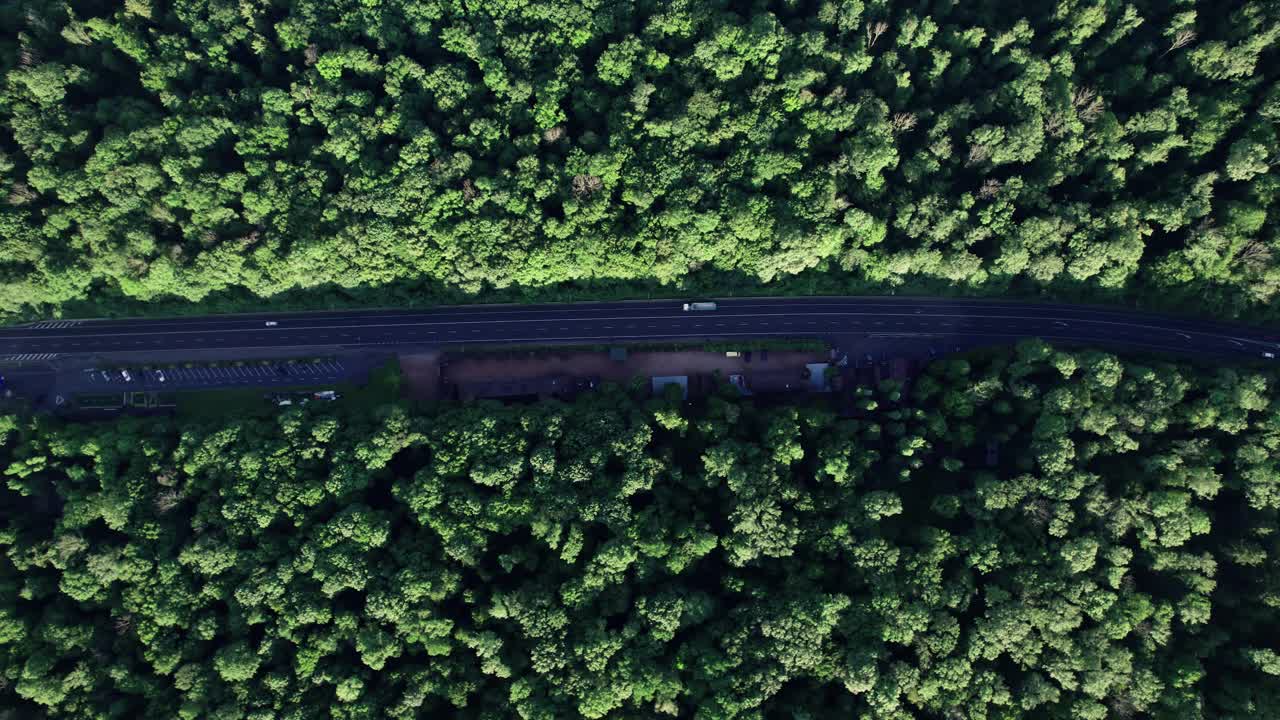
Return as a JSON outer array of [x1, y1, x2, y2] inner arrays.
[[1, 353, 59, 360], [30, 321, 81, 329]]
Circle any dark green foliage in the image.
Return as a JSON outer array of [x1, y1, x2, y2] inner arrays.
[[1, 1, 1279, 317], [4, 342, 1280, 718]]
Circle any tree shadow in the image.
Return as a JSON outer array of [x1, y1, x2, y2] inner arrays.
[[52, 266, 1277, 328]]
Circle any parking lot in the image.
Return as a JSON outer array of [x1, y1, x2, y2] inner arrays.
[[81, 360, 347, 389]]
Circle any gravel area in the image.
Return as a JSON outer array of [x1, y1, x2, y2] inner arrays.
[[441, 348, 829, 386]]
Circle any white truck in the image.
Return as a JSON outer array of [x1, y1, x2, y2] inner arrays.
[[683, 302, 717, 311]]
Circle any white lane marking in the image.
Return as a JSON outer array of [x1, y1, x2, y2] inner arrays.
[[0, 310, 1260, 346], [413, 329, 1250, 356], [17, 300, 1047, 332]]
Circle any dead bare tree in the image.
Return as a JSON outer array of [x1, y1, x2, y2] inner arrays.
[[865, 21, 888, 48], [17, 46, 39, 68], [1043, 111, 1067, 138], [62, 20, 92, 45], [6, 182, 35, 205], [978, 178, 1002, 199], [462, 178, 477, 202], [154, 489, 184, 514], [25, 8, 53, 31], [1021, 497, 1052, 526], [966, 143, 992, 166], [1161, 29, 1196, 57], [890, 112, 917, 133], [542, 125, 566, 144], [1072, 86, 1104, 122], [304, 44, 319, 66], [1237, 240, 1273, 271], [1071, 86, 1097, 109], [54, 533, 86, 562], [571, 174, 604, 198], [1106, 695, 1138, 720]]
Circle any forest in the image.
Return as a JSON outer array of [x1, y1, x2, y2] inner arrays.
[[3, 342, 1280, 718], [1, 1, 1278, 318]]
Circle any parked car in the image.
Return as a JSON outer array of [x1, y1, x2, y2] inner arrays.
[[121, 370, 132, 382], [265, 321, 278, 326]]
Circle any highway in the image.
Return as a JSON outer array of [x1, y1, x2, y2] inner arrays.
[[0, 297, 1276, 360]]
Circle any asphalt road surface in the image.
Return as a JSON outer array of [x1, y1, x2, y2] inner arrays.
[[1, 297, 1277, 361]]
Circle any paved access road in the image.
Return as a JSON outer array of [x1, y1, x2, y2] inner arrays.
[[1, 297, 1276, 361]]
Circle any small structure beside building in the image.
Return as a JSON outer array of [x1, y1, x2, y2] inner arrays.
[[269, 390, 342, 407], [804, 363, 832, 392]]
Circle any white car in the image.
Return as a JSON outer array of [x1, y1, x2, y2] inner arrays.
[[265, 321, 278, 327], [1264, 352, 1276, 359], [121, 370, 132, 382]]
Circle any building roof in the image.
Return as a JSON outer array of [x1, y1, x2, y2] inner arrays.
[[651, 375, 689, 399], [739, 370, 807, 394], [457, 375, 573, 401]]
